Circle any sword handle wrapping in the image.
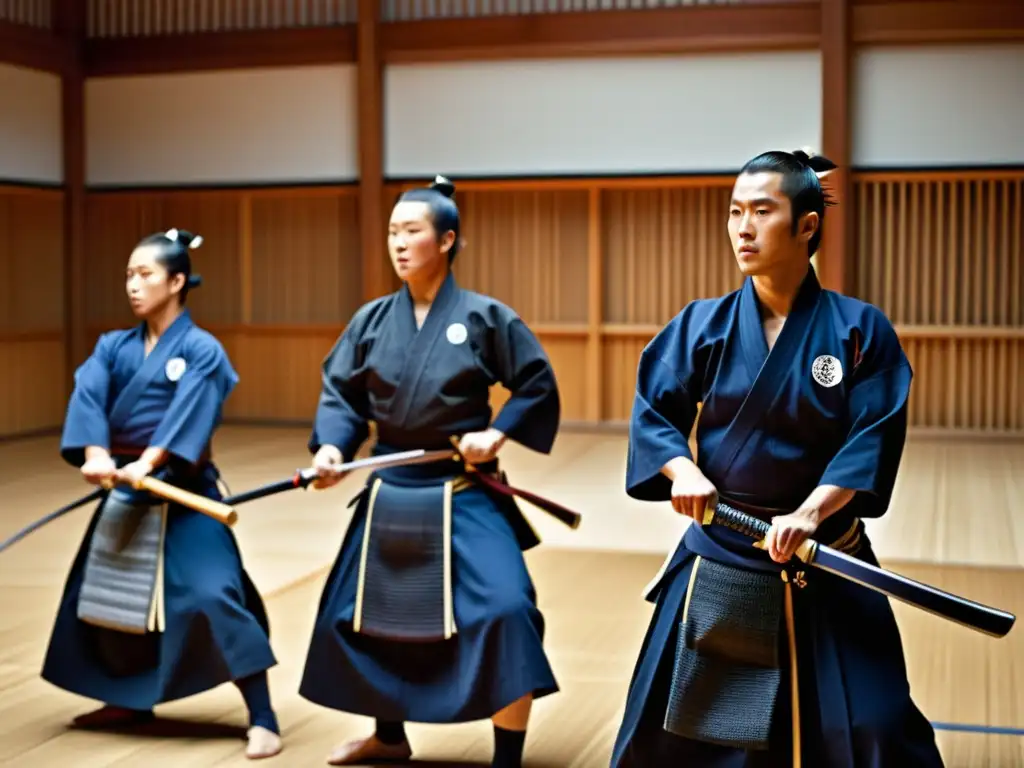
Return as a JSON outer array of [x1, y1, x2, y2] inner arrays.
[[705, 501, 771, 539]]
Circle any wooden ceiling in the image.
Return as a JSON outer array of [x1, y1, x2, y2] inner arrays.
[[2, 0, 1022, 77]]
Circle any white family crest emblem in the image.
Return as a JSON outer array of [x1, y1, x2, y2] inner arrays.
[[165, 357, 187, 382], [811, 355, 842, 388], [446, 322, 468, 345]]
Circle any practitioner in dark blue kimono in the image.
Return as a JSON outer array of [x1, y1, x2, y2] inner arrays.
[[611, 150, 945, 767], [41, 228, 283, 760], [299, 176, 561, 767]]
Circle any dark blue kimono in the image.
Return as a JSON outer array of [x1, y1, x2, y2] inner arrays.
[[41, 310, 277, 709], [299, 271, 561, 723], [611, 268, 945, 767]]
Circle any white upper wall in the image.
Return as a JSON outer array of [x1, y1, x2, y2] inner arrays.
[[853, 43, 1024, 168], [85, 65, 359, 186], [78, 43, 1024, 187], [384, 52, 824, 178], [0, 64, 63, 185]]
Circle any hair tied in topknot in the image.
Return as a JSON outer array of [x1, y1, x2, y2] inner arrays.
[[792, 147, 837, 177], [164, 227, 204, 250], [430, 175, 456, 198]]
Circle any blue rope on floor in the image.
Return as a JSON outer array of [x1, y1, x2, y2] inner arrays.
[[931, 722, 1024, 737]]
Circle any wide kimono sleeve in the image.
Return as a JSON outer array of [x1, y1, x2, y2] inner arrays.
[[488, 314, 561, 455], [60, 332, 117, 468], [308, 315, 372, 462], [818, 308, 913, 516], [149, 334, 239, 465], [626, 303, 707, 502]]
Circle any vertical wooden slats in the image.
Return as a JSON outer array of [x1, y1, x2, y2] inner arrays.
[[0, 187, 66, 437], [85, 0, 357, 36], [5, 169, 1019, 437], [381, 0, 755, 22], [855, 172, 1024, 433], [0, 0, 52, 28], [80, 0, 788, 32], [455, 189, 590, 324]]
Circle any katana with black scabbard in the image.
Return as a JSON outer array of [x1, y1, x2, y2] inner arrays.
[[705, 501, 1016, 639]]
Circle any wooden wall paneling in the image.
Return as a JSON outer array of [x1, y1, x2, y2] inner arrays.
[[585, 188, 603, 423], [159, 194, 244, 325], [83, 191, 243, 332], [80, 188, 361, 423], [600, 180, 739, 423], [75, 169, 1024, 436], [854, 171, 1024, 434], [449, 187, 591, 422], [0, 187, 67, 437], [230, 188, 361, 421]]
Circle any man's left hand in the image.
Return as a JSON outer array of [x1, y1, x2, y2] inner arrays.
[[458, 428, 507, 465], [764, 507, 821, 563], [115, 460, 156, 488]]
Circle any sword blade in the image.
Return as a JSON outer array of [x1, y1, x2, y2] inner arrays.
[[808, 545, 1016, 639], [224, 449, 458, 507], [709, 501, 1016, 639], [331, 448, 457, 475]]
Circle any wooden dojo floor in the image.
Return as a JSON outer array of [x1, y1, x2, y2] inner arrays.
[[0, 426, 1022, 767]]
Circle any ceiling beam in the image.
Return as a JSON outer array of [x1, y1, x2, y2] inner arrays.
[[380, 2, 821, 63], [78, 0, 1024, 77], [853, 0, 1024, 45], [82, 2, 819, 76], [0, 20, 66, 73], [85, 26, 357, 78]]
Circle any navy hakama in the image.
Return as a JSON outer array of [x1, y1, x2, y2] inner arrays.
[[41, 310, 277, 712], [299, 272, 561, 724], [300, 468, 556, 722], [612, 519, 944, 767], [611, 269, 945, 767]]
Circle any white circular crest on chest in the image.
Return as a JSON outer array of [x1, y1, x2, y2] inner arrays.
[[446, 322, 468, 345], [811, 354, 842, 388], [165, 357, 187, 382]]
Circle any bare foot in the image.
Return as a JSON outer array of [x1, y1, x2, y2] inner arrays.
[[246, 725, 283, 759], [72, 706, 154, 729], [327, 733, 412, 765]]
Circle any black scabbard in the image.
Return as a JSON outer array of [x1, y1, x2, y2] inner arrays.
[[707, 501, 1016, 639], [223, 469, 316, 506], [447, 437, 581, 530]]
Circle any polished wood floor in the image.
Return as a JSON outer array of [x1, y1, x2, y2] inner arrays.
[[0, 427, 1021, 766]]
